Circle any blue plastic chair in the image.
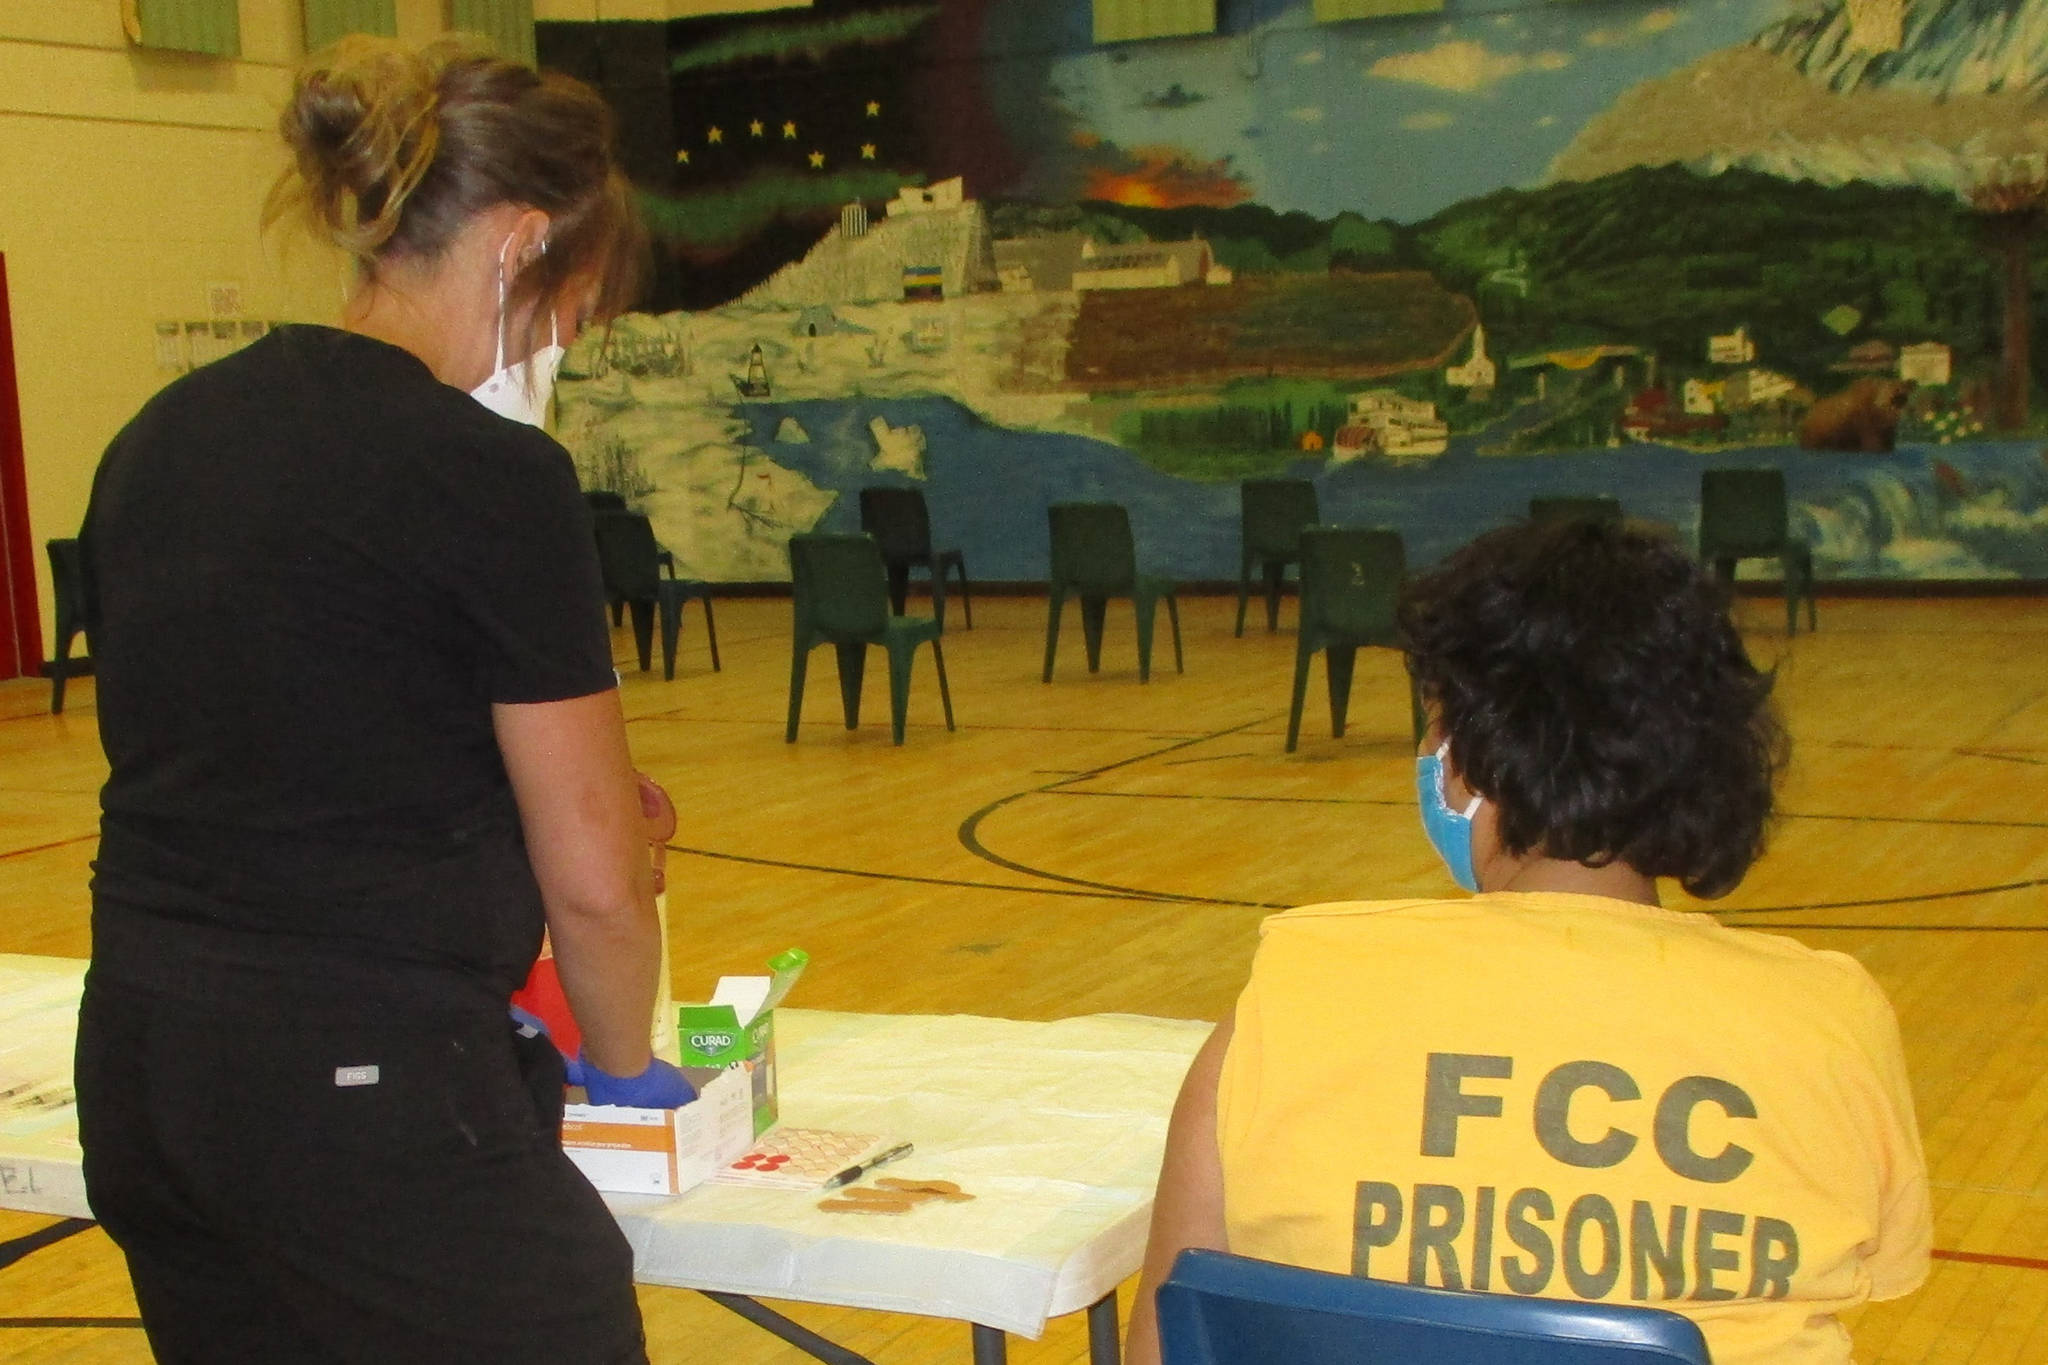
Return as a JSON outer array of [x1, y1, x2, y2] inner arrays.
[[1157, 1250, 1711, 1365]]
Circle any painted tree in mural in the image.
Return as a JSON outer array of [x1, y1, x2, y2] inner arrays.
[[1964, 155, 2048, 431]]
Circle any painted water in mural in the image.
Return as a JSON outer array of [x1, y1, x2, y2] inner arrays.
[[545, 0, 2048, 582]]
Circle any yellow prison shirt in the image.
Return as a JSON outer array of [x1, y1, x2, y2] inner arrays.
[[1216, 893, 1930, 1365]]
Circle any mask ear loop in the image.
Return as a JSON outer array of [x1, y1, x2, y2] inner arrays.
[[492, 234, 513, 378], [1434, 740, 1483, 818], [498, 235, 556, 384], [539, 238, 557, 354]]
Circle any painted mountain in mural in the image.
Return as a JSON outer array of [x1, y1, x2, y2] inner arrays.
[[1413, 165, 1989, 380], [1757, 0, 2048, 96], [1552, 0, 2048, 193], [548, 0, 2048, 584]]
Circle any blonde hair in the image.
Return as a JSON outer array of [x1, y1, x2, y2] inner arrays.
[[267, 36, 646, 334]]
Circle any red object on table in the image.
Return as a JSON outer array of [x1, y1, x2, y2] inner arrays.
[[511, 954, 582, 1061]]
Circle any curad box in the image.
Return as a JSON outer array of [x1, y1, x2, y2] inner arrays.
[[677, 999, 778, 1137]]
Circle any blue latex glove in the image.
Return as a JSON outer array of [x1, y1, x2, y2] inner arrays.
[[575, 1052, 697, 1109]]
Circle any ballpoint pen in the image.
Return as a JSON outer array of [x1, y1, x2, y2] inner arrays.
[[820, 1141, 914, 1190]]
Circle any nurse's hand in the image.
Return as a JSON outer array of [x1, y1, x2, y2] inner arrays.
[[573, 1052, 697, 1109]]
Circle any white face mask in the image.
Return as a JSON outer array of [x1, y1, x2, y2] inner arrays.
[[470, 235, 564, 427]]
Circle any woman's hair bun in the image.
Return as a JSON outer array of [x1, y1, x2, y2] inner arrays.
[[265, 36, 645, 333], [269, 37, 447, 261]]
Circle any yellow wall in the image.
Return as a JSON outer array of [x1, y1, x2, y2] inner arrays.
[[0, 0, 454, 658]]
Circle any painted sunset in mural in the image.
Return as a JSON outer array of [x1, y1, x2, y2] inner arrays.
[[543, 0, 2048, 583]]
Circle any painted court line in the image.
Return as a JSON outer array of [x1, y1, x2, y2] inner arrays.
[[672, 843, 1192, 905], [1932, 1248, 2048, 1272], [0, 833, 97, 862]]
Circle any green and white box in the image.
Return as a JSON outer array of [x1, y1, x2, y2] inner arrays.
[[676, 951, 804, 1138], [677, 1001, 777, 1137]]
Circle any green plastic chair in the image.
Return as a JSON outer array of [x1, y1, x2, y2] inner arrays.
[[45, 538, 88, 715], [1698, 468, 1816, 635], [1529, 495, 1623, 526], [1236, 479, 1319, 636], [593, 511, 719, 679], [859, 486, 971, 629], [1043, 502, 1182, 683], [786, 533, 954, 745], [586, 492, 673, 626], [1286, 526, 1418, 753]]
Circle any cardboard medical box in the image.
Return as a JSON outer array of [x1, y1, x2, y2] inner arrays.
[[561, 1066, 752, 1196]]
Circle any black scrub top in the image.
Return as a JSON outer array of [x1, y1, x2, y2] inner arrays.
[[80, 325, 617, 1003]]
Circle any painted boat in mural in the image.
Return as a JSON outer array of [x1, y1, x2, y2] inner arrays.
[[1380, 418, 1451, 459], [1329, 424, 1374, 462], [1328, 388, 1452, 462], [730, 343, 772, 399], [1329, 415, 1451, 464]]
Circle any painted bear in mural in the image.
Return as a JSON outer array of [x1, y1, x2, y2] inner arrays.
[[1798, 378, 1913, 453]]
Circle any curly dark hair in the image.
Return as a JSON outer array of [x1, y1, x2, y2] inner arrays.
[[1398, 519, 1786, 898]]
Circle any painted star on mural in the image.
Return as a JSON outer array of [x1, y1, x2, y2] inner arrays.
[[707, 125, 723, 143], [622, 0, 954, 313]]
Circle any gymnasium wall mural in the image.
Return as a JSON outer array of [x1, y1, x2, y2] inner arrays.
[[540, 0, 2048, 583]]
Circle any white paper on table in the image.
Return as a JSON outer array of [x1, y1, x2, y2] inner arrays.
[[708, 975, 771, 1027]]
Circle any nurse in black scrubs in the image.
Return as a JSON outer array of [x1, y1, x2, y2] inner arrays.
[[76, 36, 683, 1364]]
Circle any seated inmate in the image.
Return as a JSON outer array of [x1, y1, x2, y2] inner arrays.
[[1126, 520, 1930, 1365]]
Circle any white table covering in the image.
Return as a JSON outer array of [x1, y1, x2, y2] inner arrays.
[[611, 1009, 1210, 1336], [0, 955, 1210, 1339], [0, 955, 89, 1219]]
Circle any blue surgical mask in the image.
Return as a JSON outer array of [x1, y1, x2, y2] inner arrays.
[[1417, 740, 1482, 892]]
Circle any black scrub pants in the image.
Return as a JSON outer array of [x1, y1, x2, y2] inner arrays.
[[76, 969, 648, 1365]]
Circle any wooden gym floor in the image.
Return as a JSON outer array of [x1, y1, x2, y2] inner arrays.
[[1, 590, 2044, 1363]]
